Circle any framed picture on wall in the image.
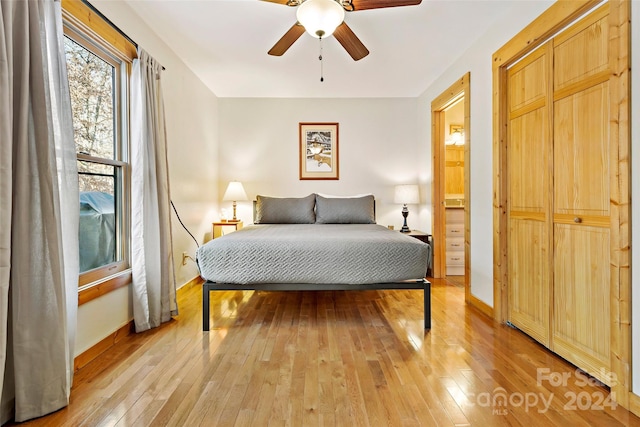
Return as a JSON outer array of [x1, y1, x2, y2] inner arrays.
[[299, 122, 339, 180]]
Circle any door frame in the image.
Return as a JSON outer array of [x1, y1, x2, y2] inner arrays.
[[492, 0, 631, 409], [432, 73, 478, 310]]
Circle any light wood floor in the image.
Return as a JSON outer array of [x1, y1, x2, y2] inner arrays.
[[444, 275, 465, 287], [10, 279, 640, 426]]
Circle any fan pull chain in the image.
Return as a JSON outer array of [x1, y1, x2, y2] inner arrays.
[[319, 37, 324, 82]]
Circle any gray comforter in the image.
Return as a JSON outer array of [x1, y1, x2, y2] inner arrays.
[[196, 224, 430, 285]]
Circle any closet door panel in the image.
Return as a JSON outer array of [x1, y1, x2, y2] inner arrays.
[[551, 4, 611, 382], [553, 83, 610, 217], [553, 6, 609, 93], [552, 224, 611, 378], [509, 109, 548, 213], [506, 44, 551, 344], [509, 218, 549, 345], [508, 47, 547, 113]]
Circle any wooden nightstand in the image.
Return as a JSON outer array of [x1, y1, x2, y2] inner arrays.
[[402, 229, 433, 277], [212, 221, 243, 239]]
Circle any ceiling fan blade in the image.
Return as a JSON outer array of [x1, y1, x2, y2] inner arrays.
[[268, 23, 305, 56], [333, 22, 369, 61], [348, 0, 421, 11], [261, 0, 293, 5]]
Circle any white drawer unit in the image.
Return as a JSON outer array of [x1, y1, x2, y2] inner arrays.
[[445, 224, 464, 236], [445, 237, 464, 252], [445, 207, 465, 276], [446, 252, 464, 265]]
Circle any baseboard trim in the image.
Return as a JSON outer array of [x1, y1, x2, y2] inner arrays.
[[629, 392, 640, 417], [177, 275, 204, 300], [468, 294, 494, 319], [74, 320, 134, 372]]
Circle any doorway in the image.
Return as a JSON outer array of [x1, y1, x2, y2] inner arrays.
[[431, 73, 471, 304]]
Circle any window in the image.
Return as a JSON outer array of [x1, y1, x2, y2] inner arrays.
[[62, 3, 135, 298]]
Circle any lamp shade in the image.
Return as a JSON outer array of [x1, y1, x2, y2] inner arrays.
[[297, 0, 345, 39], [394, 184, 420, 205], [222, 181, 248, 201]]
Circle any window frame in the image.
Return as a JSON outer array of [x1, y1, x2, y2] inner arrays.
[[62, 0, 135, 304]]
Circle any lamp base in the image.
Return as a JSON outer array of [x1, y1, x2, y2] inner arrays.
[[229, 201, 239, 222], [400, 205, 411, 233]]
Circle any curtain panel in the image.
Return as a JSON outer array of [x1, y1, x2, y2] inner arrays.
[[131, 48, 178, 333], [0, 0, 79, 423]]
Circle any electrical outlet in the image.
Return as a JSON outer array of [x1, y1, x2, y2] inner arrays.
[[182, 252, 188, 266]]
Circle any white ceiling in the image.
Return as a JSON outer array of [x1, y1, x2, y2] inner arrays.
[[122, 0, 528, 98]]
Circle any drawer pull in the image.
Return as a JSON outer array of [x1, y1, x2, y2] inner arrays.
[[451, 230, 460, 233], [451, 257, 461, 261], [573, 217, 582, 223], [451, 243, 461, 247]]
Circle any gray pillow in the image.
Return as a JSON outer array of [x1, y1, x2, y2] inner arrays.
[[255, 194, 316, 224], [315, 194, 375, 224]]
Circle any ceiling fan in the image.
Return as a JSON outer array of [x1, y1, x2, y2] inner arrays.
[[264, 0, 422, 61]]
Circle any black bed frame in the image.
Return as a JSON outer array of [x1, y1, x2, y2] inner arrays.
[[202, 279, 431, 331]]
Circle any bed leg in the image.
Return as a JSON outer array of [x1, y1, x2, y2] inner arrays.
[[424, 280, 431, 330], [203, 284, 210, 331]]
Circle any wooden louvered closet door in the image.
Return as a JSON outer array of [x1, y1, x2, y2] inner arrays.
[[507, 3, 612, 382]]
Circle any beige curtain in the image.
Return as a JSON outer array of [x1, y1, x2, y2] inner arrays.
[[0, 0, 78, 422], [130, 48, 177, 332]]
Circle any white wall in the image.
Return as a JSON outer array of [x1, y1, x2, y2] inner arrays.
[[218, 98, 427, 231], [416, 0, 554, 306], [74, 1, 220, 356]]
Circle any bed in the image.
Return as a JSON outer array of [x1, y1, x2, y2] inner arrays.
[[197, 194, 432, 331]]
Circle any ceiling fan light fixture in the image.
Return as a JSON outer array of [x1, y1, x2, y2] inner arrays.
[[296, 0, 345, 39]]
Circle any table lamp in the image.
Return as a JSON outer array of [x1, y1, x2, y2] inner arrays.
[[222, 181, 248, 222], [394, 184, 419, 233]]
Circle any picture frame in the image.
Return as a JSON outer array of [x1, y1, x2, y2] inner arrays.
[[450, 124, 463, 134], [299, 122, 339, 180]]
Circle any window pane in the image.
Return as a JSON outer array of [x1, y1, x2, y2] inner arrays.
[[64, 36, 115, 159], [78, 161, 119, 273]]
